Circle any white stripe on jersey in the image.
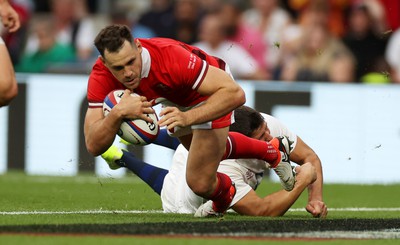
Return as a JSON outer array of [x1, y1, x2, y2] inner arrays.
[[88, 102, 103, 108], [192, 60, 207, 90]]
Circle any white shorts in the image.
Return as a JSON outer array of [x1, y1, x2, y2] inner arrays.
[[161, 145, 204, 213], [160, 145, 255, 213]]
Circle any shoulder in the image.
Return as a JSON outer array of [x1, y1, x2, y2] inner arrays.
[[90, 58, 112, 79], [87, 58, 123, 106], [140, 38, 186, 53], [141, 38, 193, 66]]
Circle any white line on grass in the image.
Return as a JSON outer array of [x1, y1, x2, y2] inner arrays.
[[0, 210, 164, 215], [288, 207, 400, 212], [1, 207, 400, 215]]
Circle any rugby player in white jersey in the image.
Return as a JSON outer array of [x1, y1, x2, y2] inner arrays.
[[102, 105, 327, 218]]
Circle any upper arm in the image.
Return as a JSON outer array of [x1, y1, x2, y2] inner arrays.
[[166, 45, 243, 97], [289, 136, 320, 165], [197, 65, 242, 96]]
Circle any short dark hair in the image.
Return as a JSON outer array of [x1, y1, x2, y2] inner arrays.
[[94, 24, 134, 57], [230, 105, 264, 137]]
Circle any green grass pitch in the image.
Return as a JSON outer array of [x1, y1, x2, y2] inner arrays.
[[1, 171, 400, 244]]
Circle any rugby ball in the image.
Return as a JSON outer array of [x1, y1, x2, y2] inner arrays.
[[103, 90, 159, 145]]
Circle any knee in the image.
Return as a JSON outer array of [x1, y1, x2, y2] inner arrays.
[[186, 175, 214, 198]]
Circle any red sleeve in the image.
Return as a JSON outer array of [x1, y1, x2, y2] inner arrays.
[[160, 45, 209, 91], [87, 59, 125, 108]]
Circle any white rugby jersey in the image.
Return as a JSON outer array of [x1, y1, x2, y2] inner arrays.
[[161, 113, 297, 213]]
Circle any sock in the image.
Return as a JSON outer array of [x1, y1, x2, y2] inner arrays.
[[222, 132, 280, 167], [209, 172, 235, 213], [120, 151, 168, 195], [152, 128, 180, 150]]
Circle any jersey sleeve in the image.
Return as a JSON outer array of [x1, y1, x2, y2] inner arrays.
[[87, 60, 125, 108], [161, 45, 209, 91]]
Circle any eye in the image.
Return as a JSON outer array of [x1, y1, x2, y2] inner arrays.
[[113, 66, 124, 71]]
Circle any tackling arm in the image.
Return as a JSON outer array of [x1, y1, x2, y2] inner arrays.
[[232, 163, 317, 216], [289, 136, 327, 218]]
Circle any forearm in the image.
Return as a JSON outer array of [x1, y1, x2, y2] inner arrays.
[[185, 86, 245, 125], [307, 156, 324, 202], [233, 176, 310, 217], [85, 109, 124, 156]]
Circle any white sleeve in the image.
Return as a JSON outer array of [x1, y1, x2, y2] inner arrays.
[[0, 37, 4, 45], [217, 161, 253, 207]]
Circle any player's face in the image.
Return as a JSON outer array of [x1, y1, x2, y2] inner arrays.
[[251, 122, 272, 142], [103, 40, 143, 90]]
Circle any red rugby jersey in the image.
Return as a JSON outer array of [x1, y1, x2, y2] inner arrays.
[[87, 38, 225, 109]]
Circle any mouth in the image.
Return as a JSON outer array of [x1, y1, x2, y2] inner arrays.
[[125, 78, 138, 87]]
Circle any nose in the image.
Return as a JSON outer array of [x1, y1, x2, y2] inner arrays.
[[124, 67, 133, 77]]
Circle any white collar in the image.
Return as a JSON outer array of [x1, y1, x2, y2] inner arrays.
[[141, 47, 151, 78]]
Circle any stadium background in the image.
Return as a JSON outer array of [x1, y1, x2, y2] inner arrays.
[[1, 76, 399, 184], [1, 0, 400, 184]]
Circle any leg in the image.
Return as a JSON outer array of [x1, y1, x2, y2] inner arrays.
[[120, 151, 168, 195], [225, 132, 296, 191], [186, 127, 234, 213], [152, 128, 180, 150], [224, 132, 280, 166], [101, 146, 168, 195]]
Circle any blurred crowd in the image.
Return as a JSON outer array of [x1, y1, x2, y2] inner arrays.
[[1, 0, 400, 83]]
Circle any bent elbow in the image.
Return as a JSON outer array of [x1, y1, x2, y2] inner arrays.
[[85, 140, 102, 157], [234, 87, 246, 107]]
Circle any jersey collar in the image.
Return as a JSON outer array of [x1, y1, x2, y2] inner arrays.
[[141, 47, 151, 78]]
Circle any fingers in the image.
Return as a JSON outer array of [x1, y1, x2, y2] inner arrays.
[[1, 6, 21, 33], [6, 18, 20, 32], [137, 113, 156, 123], [159, 106, 174, 117], [306, 202, 328, 219], [158, 114, 175, 128], [158, 107, 184, 129], [118, 90, 155, 121]]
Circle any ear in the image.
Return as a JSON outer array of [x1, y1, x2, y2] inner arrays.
[[135, 39, 142, 53]]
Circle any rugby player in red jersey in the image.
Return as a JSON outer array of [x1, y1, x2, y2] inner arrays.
[[84, 24, 294, 216]]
